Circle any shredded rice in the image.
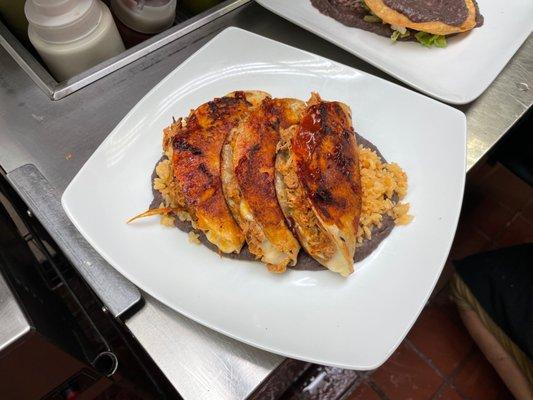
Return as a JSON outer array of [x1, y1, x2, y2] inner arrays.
[[154, 160, 177, 227], [154, 159, 174, 206], [157, 202, 175, 226], [188, 231, 201, 244], [357, 145, 412, 243]]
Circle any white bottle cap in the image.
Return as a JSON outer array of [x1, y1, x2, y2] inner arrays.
[[25, 0, 102, 43], [111, 0, 176, 34]]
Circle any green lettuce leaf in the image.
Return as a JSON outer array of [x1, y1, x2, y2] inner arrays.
[[414, 32, 447, 48], [360, 0, 371, 13], [363, 15, 382, 23], [390, 29, 410, 42]]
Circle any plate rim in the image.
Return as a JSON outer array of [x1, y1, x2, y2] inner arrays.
[[62, 26, 468, 369], [255, 0, 533, 104]]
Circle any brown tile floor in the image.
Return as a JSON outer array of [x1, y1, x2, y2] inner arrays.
[[282, 162, 533, 400], [348, 162, 533, 399]]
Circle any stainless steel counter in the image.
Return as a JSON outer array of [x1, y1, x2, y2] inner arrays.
[[0, 2, 531, 399], [0, 268, 29, 352]]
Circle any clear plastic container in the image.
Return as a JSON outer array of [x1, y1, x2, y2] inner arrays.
[[25, 0, 125, 81], [111, 0, 176, 34]]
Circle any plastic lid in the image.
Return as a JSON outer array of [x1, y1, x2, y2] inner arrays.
[[25, 0, 103, 43], [111, 0, 176, 34]]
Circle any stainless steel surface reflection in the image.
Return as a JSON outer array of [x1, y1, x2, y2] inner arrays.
[[0, 271, 29, 352], [127, 293, 282, 400]]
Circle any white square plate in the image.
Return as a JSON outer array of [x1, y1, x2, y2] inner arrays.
[[256, 0, 533, 104], [62, 28, 466, 369]]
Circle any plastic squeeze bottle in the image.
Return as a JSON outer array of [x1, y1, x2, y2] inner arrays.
[[25, 0, 125, 81], [110, 0, 176, 48]]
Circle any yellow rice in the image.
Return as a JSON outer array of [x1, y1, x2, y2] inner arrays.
[[357, 145, 412, 243]]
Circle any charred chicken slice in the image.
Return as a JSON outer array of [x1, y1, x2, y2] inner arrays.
[[169, 90, 269, 254], [222, 97, 304, 272], [275, 94, 362, 276]]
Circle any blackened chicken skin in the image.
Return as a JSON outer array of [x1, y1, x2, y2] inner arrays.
[[222, 97, 304, 272], [275, 94, 362, 276], [171, 91, 268, 253]]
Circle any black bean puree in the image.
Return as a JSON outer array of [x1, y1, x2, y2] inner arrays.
[[150, 134, 396, 271], [383, 0, 468, 26], [311, 0, 399, 38]]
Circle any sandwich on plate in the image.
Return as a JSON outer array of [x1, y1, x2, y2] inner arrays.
[[310, 0, 484, 47]]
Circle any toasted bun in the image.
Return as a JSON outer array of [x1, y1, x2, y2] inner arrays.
[[365, 0, 477, 35]]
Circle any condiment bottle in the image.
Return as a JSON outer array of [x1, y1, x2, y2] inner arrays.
[[111, 0, 176, 48], [25, 0, 125, 82]]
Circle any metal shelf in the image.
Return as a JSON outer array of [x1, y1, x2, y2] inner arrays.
[[0, 0, 249, 100]]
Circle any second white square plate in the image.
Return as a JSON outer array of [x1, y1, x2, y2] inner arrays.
[[62, 28, 466, 369], [257, 0, 533, 104]]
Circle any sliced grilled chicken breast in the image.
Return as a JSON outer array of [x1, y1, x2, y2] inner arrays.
[[275, 94, 362, 276], [169, 90, 269, 254], [222, 97, 304, 272]]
